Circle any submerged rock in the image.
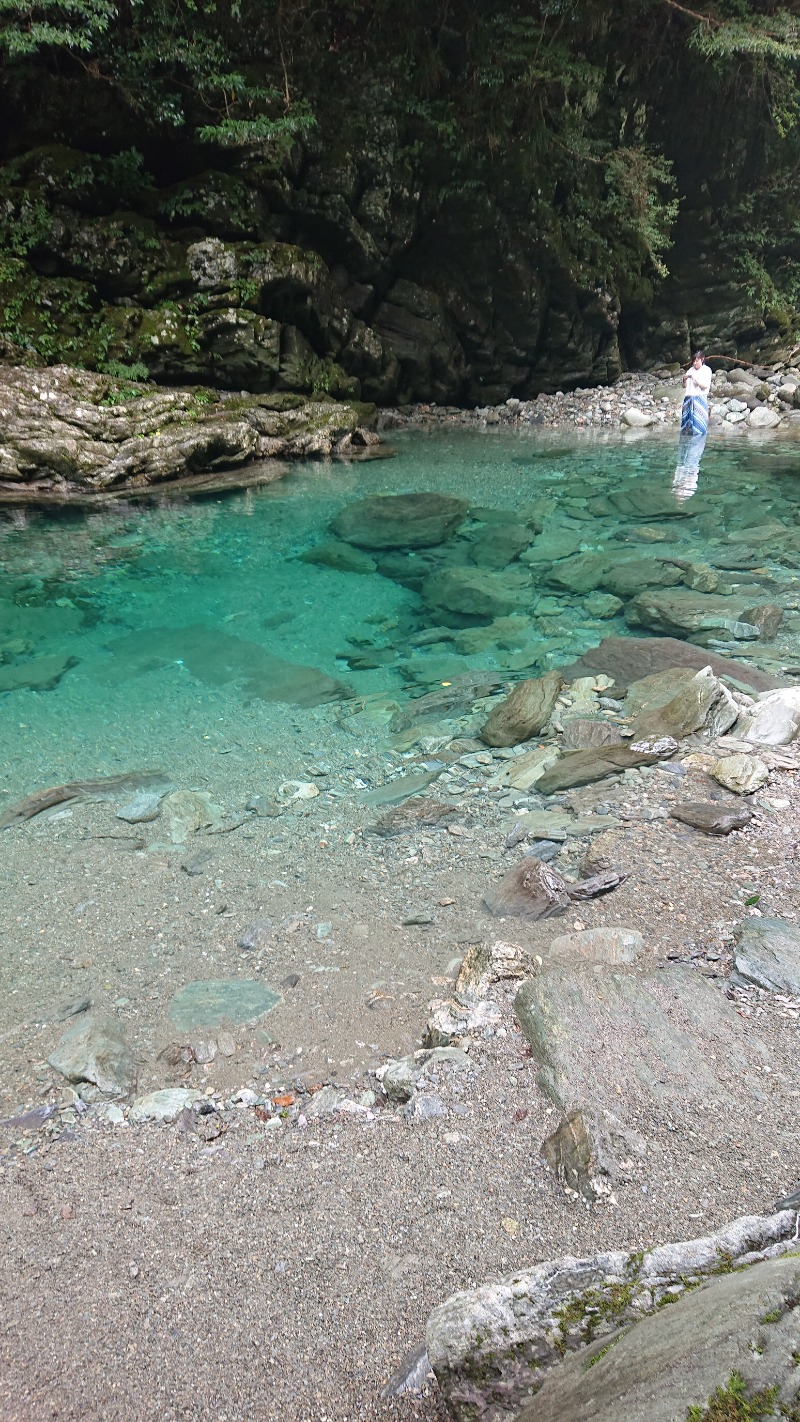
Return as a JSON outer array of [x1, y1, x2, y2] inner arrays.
[[425, 1213, 799, 1422], [536, 738, 676, 794], [106, 624, 348, 708], [626, 588, 783, 643], [733, 918, 800, 995], [422, 565, 533, 619], [331, 492, 467, 548], [562, 635, 788, 696], [48, 1013, 136, 1096]]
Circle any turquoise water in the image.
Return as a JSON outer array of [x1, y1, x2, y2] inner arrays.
[[2, 426, 800, 804]]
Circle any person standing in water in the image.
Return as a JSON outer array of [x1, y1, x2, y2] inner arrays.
[[672, 350, 711, 500], [680, 349, 712, 435]]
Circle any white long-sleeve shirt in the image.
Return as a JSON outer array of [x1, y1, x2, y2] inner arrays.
[[683, 363, 712, 398]]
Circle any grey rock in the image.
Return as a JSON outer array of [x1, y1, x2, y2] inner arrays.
[[626, 666, 738, 740], [481, 670, 563, 746], [737, 688, 800, 745], [547, 926, 643, 964], [519, 1254, 800, 1422], [236, 919, 272, 950], [332, 492, 467, 548], [378, 1047, 472, 1104], [116, 788, 165, 823], [523, 840, 560, 862], [670, 800, 753, 834], [426, 1213, 798, 1422], [48, 1013, 136, 1096], [130, 1088, 202, 1123], [536, 740, 676, 795], [380, 1343, 433, 1399], [423, 566, 533, 620], [405, 1092, 447, 1121], [711, 753, 769, 795], [423, 999, 501, 1047], [541, 1105, 646, 1203], [169, 979, 280, 1029], [733, 918, 800, 995]]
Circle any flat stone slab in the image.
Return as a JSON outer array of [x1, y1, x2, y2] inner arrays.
[[561, 636, 787, 696], [670, 799, 753, 834], [733, 918, 800, 995], [536, 739, 676, 794], [547, 926, 643, 964], [332, 492, 467, 549], [169, 979, 280, 1029], [518, 811, 620, 839], [514, 961, 785, 1197]]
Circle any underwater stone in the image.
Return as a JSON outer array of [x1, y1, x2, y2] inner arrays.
[[331, 492, 467, 549], [48, 1013, 136, 1097], [169, 979, 280, 1029], [422, 566, 533, 619]]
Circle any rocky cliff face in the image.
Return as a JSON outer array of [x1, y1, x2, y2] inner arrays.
[[0, 139, 628, 404]]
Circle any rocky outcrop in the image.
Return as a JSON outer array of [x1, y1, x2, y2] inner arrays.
[[425, 1213, 800, 1422], [0, 363, 378, 497]]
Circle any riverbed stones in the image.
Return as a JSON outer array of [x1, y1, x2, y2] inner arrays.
[[600, 559, 683, 599], [626, 588, 783, 642], [711, 753, 769, 794], [562, 635, 788, 696], [169, 979, 280, 1029], [736, 688, 800, 745], [425, 1213, 799, 1422], [299, 539, 377, 574], [626, 665, 738, 740], [377, 1047, 471, 1103], [670, 799, 753, 834], [422, 566, 532, 619], [480, 670, 562, 746], [331, 492, 467, 548], [0, 652, 78, 693], [489, 744, 561, 791], [536, 738, 677, 794], [733, 918, 800, 995], [48, 1013, 136, 1096], [367, 797, 458, 835]]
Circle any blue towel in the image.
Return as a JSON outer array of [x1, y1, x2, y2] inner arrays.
[[680, 394, 708, 437]]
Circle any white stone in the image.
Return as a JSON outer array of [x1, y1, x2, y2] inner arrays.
[[621, 408, 653, 427], [749, 406, 781, 429], [737, 688, 800, 745], [130, 1088, 202, 1123]]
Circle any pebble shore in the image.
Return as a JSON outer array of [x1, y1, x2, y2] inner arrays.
[[385, 364, 800, 435]]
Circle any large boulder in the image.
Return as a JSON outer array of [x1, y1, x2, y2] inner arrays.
[[425, 1213, 799, 1422], [561, 635, 788, 697], [737, 688, 800, 745], [422, 566, 533, 619], [331, 492, 467, 549], [626, 588, 783, 643]]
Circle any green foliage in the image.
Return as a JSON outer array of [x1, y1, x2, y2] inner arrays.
[[686, 1371, 779, 1422]]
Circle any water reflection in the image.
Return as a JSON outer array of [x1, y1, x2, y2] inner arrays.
[[672, 431, 707, 502]]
